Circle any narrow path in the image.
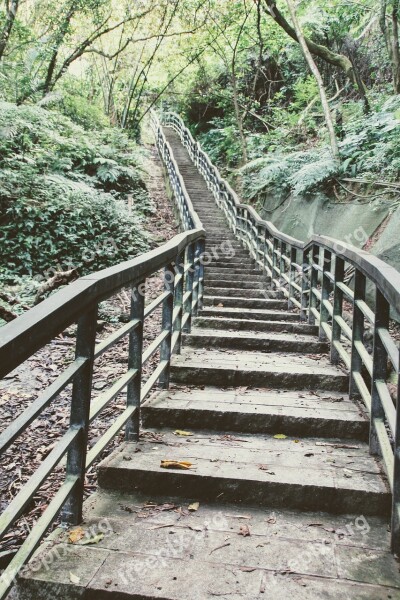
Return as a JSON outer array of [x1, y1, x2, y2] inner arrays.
[[16, 128, 400, 599]]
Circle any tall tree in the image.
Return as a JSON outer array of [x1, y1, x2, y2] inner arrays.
[[0, 0, 19, 61], [261, 0, 369, 110], [285, 0, 339, 160]]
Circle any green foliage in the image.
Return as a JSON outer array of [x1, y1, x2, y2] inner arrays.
[[241, 148, 339, 199], [198, 119, 242, 168], [239, 95, 400, 203], [0, 192, 147, 280], [339, 97, 400, 179], [0, 102, 150, 284]]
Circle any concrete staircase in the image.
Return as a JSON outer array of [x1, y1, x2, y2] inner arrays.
[[16, 129, 399, 599]]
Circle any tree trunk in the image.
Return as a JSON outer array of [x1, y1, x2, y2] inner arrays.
[[392, 0, 400, 92], [285, 0, 340, 161], [43, 5, 76, 96], [231, 67, 248, 165], [0, 0, 19, 62], [262, 0, 367, 99]]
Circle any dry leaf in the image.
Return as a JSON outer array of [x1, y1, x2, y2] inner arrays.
[[80, 533, 104, 545], [173, 430, 193, 437], [188, 502, 200, 511], [239, 524, 251, 537], [160, 460, 193, 470], [68, 527, 85, 544], [69, 572, 80, 584], [273, 434, 287, 439]]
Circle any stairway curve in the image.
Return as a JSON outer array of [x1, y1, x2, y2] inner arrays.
[[16, 128, 399, 599]]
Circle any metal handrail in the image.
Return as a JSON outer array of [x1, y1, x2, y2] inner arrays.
[[161, 110, 400, 554], [0, 115, 205, 598]]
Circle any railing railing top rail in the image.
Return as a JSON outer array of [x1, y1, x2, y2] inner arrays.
[[160, 110, 400, 555], [0, 113, 205, 598]]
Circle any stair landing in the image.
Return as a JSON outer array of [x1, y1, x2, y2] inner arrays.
[[16, 490, 400, 599]]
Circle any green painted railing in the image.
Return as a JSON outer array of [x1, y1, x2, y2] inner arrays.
[[161, 110, 400, 554]]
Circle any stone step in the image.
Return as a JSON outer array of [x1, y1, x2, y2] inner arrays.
[[170, 348, 349, 391], [204, 268, 269, 278], [98, 430, 390, 515], [195, 316, 318, 335], [209, 256, 255, 265], [18, 490, 399, 599], [207, 258, 255, 267], [142, 386, 368, 440], [204, 244, 246, 253], [204, 281, 269, 301], [205, 279, 269, 289], [207, 251, 251, 260], [183, 328, 329, 354], [200, 306, 299, 321], [203, 296, 290, 309]]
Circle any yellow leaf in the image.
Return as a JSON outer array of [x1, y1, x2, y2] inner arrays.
[[273, 434, 287, 439], [80, 533, 104, 545], [68, 527, 85, 544], [69, 572, 80, 584], [160, 460, 193, 470], [173, 430, 193, 437], [188, 502, 200, 511]]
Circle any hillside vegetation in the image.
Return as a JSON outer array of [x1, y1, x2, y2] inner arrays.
[[1, 0, 400, 317]]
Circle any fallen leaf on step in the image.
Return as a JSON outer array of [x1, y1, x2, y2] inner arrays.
[[237, 386, 248, 395], [239, 524, 251, 537], [239, 566, 256, 572], [273, 434, 287, 439], [188, 502, 200, 511], [258, 464, 275, 474], [160, 460, 193, 470], [70, 572, 80, 584], [173, 430, 193, 437], [80, 533, 104, 545], [68, 527, 85, 544]]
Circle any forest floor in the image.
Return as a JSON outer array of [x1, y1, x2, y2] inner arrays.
[[0, 139, 178, 560]]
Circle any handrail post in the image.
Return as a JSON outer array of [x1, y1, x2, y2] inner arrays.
[[308, 245, 319, 325], [288, 246, 297, 310], [319, 249, 332, 340], [272, 238, 278, 283], [194, 238, 205, 313], [62, 306, 97, 525], [280, 241, 287, 291], [126, 280, 145, 441], [183, 243, 195, 333], [331, 256, 345, 363], [349, 269, 366, 398], [173, 251, 185, 354], [262, 228, 268, 275], [370, 289, 389, 456], [159, 264, 175, 388], [392, 345, 400, 554], [300, 248, 310, 321]]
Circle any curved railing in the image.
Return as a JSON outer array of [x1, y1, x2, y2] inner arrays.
[[160, 111, 400, 553], [0, 116, 205, 598]]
